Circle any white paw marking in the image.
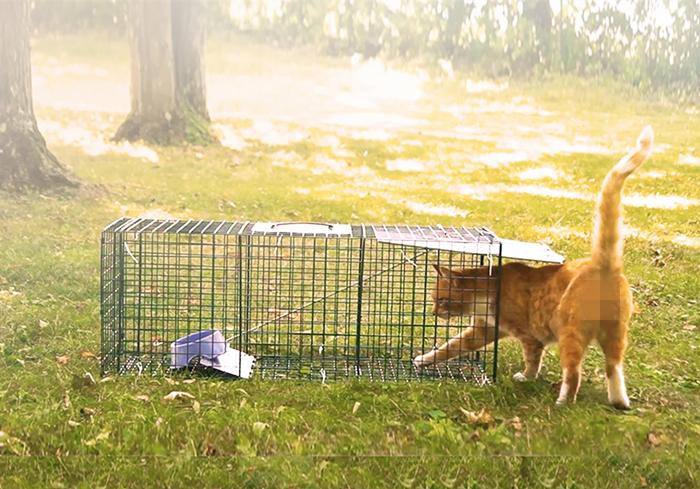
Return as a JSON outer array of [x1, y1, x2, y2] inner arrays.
[[607, 365, 630, 409], [512, 372, 529, 382]]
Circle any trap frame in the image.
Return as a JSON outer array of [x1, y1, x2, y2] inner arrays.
[[101, 218, 561, 383]]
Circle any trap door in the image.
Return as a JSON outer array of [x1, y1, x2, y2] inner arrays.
[[239, 222, 364, 380], [363, 225, 503, 383]]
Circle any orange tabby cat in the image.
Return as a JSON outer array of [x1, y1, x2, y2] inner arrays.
[[414, 126, 654, 409]]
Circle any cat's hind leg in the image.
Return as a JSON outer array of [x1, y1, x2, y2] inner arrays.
[[413, 320, 496, 368], [556, 327, 592, 405], [598, 323, 630, 410], [513, 337, 545, 382]]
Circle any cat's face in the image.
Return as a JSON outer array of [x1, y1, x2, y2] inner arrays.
[[432, 265, 474, 319], [432, 265, 488, 319]]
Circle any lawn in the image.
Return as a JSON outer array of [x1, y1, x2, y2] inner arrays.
[[1, 33, 699, 488]]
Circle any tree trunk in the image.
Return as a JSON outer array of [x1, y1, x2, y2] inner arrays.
[[0, 0, 77, 192], [172, 0, 209, 121], [115, 0, 213, 145]]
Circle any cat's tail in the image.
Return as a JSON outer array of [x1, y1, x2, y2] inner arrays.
[[591, 126, 654, 272]]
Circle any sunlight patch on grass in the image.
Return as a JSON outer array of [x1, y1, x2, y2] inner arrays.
[[39, 120, 158, 163], [213, 123, 247, 150], [472, 151, 531, 167], [402, 201, 469, 217], [638, 170, 672, 179], [623, 194, 698, 209], [452, 184, 698, 209], [442, 98, 553, 118], [313, 155, 349, 173], [464, 79, 509, 94], [536, 224, 700, 249], [385, 158, 429, 172], [677, 153, 700, 166], [242, 120, 309, 146], [347, 57, 425, 104], [517, 167, 564, 180]]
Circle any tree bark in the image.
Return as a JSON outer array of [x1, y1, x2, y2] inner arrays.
[[172, 0, 209, 121], [115, 0, 213, 145], [0, 0, 77, 192]]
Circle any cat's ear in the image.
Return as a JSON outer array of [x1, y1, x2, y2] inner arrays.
[[432, 264, 452, 277]]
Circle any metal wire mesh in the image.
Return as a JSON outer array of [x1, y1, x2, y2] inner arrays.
[[101, 219, 502, 383]]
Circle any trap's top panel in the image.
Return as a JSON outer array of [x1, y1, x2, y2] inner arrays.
[[103, 218, 564, 263]]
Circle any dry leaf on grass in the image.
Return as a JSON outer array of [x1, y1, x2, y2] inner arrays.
[[193, 400, 201, 414], [459, 408, 495, 428], [39, 320, 49, 328], [83, 430, 110, 447], [134, 395, 150, 402], [80, 407, 96, 419], [352, 401, 361, 414], [647, 432, 667, 448], [55, 355, 69, 365], [81, 351, 97, 360], [182, 379, 196, 384], [62, 392, 71, 410], [163, 391, 195, 401], [683, 324, 697, 332], [507, 416, 523, 432], [252, 421, 269, 434]]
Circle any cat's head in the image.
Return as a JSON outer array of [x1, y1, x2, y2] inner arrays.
[[431, 265, 493, 320]]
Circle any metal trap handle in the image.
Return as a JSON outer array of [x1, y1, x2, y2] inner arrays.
[[271, 222, 335, 231]]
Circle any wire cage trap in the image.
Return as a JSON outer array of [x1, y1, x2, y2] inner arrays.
[[101, 218, 563, 384]]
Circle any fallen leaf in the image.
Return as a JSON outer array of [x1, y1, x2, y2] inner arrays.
[[155, 417, 163, 428], [459, 408, 495, 428], [202, 441, 218, 456], [83, 430, 110, 447], [193, 400, 201, 414], [352, 401, 361, 414], [507, 416, 523, 432], [39, 320, 49, 328], [182, 379, 196, 384], [134, 395, 150, 402], [683, 324, 697, 332], [99, 377, 114, 383], [647, 432, 665, 448], [67, 420, 81, 427], [80, 407, 96, 418], [55, 355, 69, 365], [62, 392, 71, 410], [252, 421, 269, 434], [163, 391, 195, 401], [81, 351, 97, 360]]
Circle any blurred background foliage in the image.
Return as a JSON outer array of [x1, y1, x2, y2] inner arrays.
[[31, 0, 700, 100]]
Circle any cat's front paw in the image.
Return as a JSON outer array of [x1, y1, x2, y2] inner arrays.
[[413, 354, 429, 368], [512, 372, 529, 382]]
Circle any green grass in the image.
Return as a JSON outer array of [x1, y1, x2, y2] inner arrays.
[[1, 34, 700, 488]]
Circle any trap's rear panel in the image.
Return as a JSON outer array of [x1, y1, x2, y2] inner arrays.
[[101, 219, 503, 383]]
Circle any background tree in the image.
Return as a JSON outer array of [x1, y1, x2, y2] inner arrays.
[[114, 0, 213, 145], [0, 0, 77, 191]]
